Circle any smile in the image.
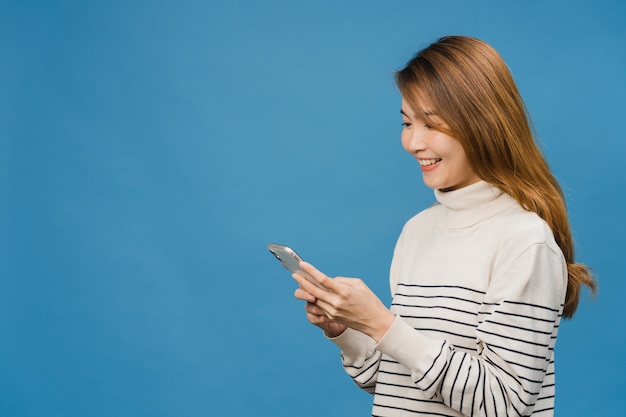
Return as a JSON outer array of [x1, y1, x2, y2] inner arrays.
[[419, 158, 442, 166]]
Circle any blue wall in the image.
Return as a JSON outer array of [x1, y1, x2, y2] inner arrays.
[[1, 1, 624, 415]]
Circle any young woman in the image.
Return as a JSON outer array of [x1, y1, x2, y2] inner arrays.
[[292, 36, 596, 416]]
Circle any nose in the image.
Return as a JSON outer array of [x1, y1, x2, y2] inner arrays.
[[403, 128, 427, 154]]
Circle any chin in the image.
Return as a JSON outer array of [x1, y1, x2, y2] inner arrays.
[[423, 179, 448, 191]]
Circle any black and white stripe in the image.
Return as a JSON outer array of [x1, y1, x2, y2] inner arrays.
[[363, 284, 562, 417]]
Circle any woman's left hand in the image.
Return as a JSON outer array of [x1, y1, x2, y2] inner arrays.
[[292, 261, 396, 342]]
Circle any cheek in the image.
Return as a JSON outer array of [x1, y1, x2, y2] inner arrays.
[[454, 149, 477, 177]]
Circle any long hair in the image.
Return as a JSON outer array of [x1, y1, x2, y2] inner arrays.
[[395, 35, 596, 318]]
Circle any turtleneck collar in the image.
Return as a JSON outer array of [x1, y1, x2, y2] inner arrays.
[[433, 181, 518, 229]]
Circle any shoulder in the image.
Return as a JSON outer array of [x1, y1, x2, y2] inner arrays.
[[487, 205, 566, 276], [495, 205, 558, 248]]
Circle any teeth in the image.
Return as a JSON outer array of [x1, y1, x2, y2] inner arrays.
[[419, 158, 441, 166]]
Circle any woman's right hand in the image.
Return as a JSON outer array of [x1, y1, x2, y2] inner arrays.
[[294, 284, 348, 338]]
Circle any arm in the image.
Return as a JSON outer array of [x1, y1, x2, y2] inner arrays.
[[292, 263, 396, 393], [327, 327, 382, 393], [377, 242, 566, 416]]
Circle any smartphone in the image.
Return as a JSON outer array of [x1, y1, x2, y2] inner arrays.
[[267, 243, 325, 289]]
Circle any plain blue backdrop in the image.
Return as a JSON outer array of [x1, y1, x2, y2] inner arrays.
[[2, 1, 624, 416]]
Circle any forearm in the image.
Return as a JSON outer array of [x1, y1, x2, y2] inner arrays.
[[376, 314, 560, 416], [328, 327, 382, 393]]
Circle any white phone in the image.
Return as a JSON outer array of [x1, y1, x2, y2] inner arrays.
[[267, 243, 324, 289]]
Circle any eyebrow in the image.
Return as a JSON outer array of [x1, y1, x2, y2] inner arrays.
[[400, 109, 437, 117]]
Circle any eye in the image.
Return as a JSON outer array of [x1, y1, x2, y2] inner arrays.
[[401, 121, 412, 128]]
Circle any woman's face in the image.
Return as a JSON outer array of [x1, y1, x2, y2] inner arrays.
[[401, 98, 480, 192]]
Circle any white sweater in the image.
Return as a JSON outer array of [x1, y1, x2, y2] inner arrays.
[[331, 181, 567, 417]]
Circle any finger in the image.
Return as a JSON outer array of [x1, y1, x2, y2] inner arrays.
[[292, 271, 328, 300], [306, 311, 330, 326], [299, 262, 336, 291], [305, 301, 329, 317], [304, 302, 326, 317], [292, 271, 313, 291], [294, 287, 316, 303], [304, 302, 331, 325], [332, 277, 362, 287]]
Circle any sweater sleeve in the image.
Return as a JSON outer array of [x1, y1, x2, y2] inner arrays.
[[375, 242, 567, 416], [328, 327, 382, 393], [325, 219, 413, 394]]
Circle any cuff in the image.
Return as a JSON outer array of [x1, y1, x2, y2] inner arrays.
[[375, 315, 444, 373], [327, 327, 377, 366]]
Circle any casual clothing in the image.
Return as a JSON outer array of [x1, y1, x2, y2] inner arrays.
[[331, 181, 567, 416]]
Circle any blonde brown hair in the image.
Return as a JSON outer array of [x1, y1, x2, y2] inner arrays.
[[395, 35, 596, 318]]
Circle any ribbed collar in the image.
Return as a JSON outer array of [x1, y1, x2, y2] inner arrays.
[[434, 181, 518, 229]]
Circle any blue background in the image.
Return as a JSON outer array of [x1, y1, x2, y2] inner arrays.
[[2, 1, 624, 416]]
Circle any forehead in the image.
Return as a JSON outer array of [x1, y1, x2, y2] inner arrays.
[[401, 97, 435, 118]]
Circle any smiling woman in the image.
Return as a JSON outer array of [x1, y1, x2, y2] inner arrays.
[[395, 36, 596, 318], [292, 35, 597, 417]]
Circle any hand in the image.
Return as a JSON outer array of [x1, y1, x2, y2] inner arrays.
[[294, 277, 347, 337], [292, 262, 396, 342]]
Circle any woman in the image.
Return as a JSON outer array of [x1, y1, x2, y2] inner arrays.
[[292, 36, 596, 416]]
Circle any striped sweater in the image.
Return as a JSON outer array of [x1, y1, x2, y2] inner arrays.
[[331, 181, 567, 416]]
